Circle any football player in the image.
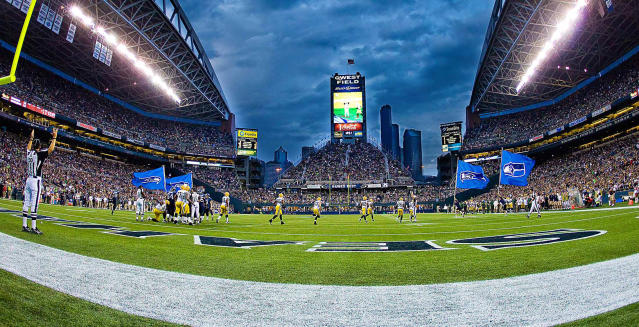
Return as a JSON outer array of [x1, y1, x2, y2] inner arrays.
[[269, 193, 284, 225], [367, 197, 375, 222], [409, 194, 417, 223], [359, 196, 369, 223], [135, 186, 145, 221], [190, 189, 200, 224], [175, 184, 191, 224], [202, 194, 212, 221], [396, 197, 405, 223], [454, 199, 465, 218], [312, 196, 322, 225], [217, 192, 231, 223], [527, 192, 542, 219], [150, 200, 166, 222], [110, 190, 119, 215], [165, 192, 176, 223]]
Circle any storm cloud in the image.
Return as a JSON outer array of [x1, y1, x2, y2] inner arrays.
[[181, 0, 492, 175]]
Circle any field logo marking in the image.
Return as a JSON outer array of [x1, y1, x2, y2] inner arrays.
[[194, 235, 306, 249], [1, 207, 181, 238], [447, 229, 607, 251], [307, 240, 455, 252]]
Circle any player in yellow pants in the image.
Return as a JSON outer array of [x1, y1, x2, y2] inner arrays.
[[312, 197, 321, 225], [217, 192, 231, 223], [175, 184, 191, 224], [150, 200, 165, 222], [269, 193, 284, 225], [396, 197, 405, 223]]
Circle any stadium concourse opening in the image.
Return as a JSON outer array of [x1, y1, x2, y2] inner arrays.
[[1, 0, 639, 325]]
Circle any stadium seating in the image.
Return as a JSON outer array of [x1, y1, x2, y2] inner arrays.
[[0, 129, 240, 210], [280, 142, 412, 184], [464, 132, 639, 210], [0, 50, 235, 157], [464, 53, 639, 151]]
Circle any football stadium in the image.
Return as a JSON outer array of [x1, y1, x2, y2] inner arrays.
[[1, 0, 638, 326]]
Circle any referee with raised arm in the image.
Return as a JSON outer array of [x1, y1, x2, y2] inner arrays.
[[22, 128, 57, 234]]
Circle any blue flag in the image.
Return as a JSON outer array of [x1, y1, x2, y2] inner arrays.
[[165, 173, 193, 192], [131, 166, 166, 190], [456, 160, 489, 189], [500, 150, 535, 186]]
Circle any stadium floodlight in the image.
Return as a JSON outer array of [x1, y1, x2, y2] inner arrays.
[[516, 0, 588, 93], [69, 5, 181, 103]]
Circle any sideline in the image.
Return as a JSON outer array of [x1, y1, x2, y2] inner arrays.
[[0, 232, 637, 326]]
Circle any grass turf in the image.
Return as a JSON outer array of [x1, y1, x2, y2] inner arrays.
[[560, 302, 639, 326], [0, 269, 180, 326], [0, 199, 637, 286], [1, 198, 638, 325]]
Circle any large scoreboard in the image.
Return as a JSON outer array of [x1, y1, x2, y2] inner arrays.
[[440, 121, 462, 152], [237, 128, 258, 156], [331, 73, 366, 141]]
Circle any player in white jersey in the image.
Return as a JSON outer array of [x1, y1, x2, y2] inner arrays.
[[135, 187, 145, 221], [190, 190, 200, 224], [396, 197, 406, 223], [359, 196, 369, 223], [312, 197, 322, 225], [150, 200, 166, 222], [409, 194, 417, 223], [175, 185, 191, 224], [217, 192, 231, 223], [269, 193, 285, 224], [634, 182, 639, 205], [527, 192, 542, 218], [22, 128, 57, 234]]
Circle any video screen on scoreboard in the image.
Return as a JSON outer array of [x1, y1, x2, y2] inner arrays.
[[333, 92, 364, 124], [236, 129, 257, 156]]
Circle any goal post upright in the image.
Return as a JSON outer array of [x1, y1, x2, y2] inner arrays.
[[0, 0, 38, 86]]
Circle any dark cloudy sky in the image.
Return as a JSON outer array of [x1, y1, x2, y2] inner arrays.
[[180, 0, 493, 175]]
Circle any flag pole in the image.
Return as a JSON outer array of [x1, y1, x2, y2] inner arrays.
[[498, 148, 503, 198], [162, 165, 166, 193], [453, 157, 459, 218]]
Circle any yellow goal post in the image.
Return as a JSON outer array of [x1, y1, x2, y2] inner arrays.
[[0, 0, 38, 85]]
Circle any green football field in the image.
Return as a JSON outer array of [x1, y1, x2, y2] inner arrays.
[[1, 198, 638, 326], [0, 198, 637, 286]]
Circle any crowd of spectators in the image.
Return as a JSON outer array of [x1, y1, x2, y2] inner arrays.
[[464, 53, 639, 150], [280, 141, 411, 184], [0, 129, 168, 210], [189, 167, 242, 193], [0, 50, 234, 157], [464, 132, 639, 211]]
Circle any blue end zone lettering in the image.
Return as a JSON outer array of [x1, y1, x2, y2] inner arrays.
[[307, 241, 453, 252], [195, 236, 305, 249], [447, 229, 606, 251]]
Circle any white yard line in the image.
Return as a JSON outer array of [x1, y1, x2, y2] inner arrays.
[[0, 232, 637, 326]]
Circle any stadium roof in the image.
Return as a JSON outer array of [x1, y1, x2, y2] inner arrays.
[[470, 0, 639, 115], [0, 0, 230, 122]]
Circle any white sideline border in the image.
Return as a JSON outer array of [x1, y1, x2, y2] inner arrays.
[[1, 232, 638, 326]]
